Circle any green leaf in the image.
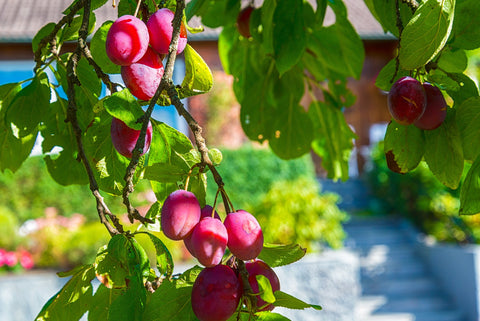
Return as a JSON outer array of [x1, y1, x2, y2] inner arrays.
[[108, 275, 146, 321], [269, 104, 314, 160], [375, 58, 410, 92], [32, 23, 56, 54], [6, 72, 51, 137], [309, 101, 356, 181], [179, 44, 214, 98], [0, 83, 36, 173], [194, 0, 240, 29], [90, 21, 121, 74], [451, 0, 480, 50], [446, 73, 479, 106], [370, 0, 413, 37], [399, 0, 455, 70], [42, 98, 88, 186], [256, 275, 276, 304], [424, 109, 463, 189], [144, 201, 162, 232], [77, 56, 102, 98], [273, 291, 322, 310], [437, 48, 468, 73], [88, 285, 123, 321], [457, 97, 480, 161], [103, 89, 145, 130], [256, 312, 291, 321], [460, 155, 480, 215], [142, 280, 197, 321], [95, 245, 129, 289], [307, 17, 364, 79], [35, 264, 95, 321], [384, 121, 425, 174], [145, 232, 174, 278], [144, 163, 189, 183], [272, 0, 306, 75], [208, 148, 223, 165], [61, 13, 96, 42], [427, 69, 461, 92], [258, 243, 306, 268]]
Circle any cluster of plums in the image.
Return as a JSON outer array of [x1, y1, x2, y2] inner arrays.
[[106, 8, 187, 101], [160, 190, 280, 321], [107, 8, 187, 159], [387, 76, 447, 130]]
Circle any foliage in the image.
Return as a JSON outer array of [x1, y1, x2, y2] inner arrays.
[[0, 0, 479, 319], [366, 142, 480, 244], [206, 146, 315, 211], [254, 177, 348, 251], [0, 207, 19, 248], [0, 156, 152, 222]]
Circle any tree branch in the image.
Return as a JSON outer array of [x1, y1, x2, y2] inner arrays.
[[65, 0, 123, 236]]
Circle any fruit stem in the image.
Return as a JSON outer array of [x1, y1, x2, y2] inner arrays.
[[134, 0, 142, 17]]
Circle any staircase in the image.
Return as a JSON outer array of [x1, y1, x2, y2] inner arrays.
[[343, 216, 464, 321]]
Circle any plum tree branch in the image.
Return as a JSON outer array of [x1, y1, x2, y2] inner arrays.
[[64, 0, 123, 236]]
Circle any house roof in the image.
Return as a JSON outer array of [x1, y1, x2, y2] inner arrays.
[[0, 0, 393, 43]]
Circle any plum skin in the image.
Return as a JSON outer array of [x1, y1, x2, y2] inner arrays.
[[147, 8, 187, 55], [184, 205, 222, 256], [105, 15, 149, 66], [161, 190, 201, 240], [387, 76, 426, 125], [110, 117, 152, 158], [236, 6, 254, 38], [414, 83, 447, 130], [191, 265, 242, 321], [121, 47, 164, 101], [190, 217, 228, 267], [224, 210, 264, 261], [245, 259, 280, 311]]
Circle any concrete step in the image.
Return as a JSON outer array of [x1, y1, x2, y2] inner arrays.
[[359, 310, 464, 321], [361, 277, 441, 297]]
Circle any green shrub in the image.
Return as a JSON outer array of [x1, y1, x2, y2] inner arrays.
[[252, 177, 348, 251], [206, 145, 315, 210], [365, 142, 479, 244], [0, 207, 19, 249], [0, 156, 152, 222]]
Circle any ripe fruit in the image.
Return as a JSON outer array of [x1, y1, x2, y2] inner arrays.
[[387, 76, 426, 125], [190, 217, 228, 267], [105, 15, 149, 66], [191, 265, 242, 321], [224, 210, 263, 261], [147, 8, 187, 55], [121, 47, 165, 101], [161, 190, 201, 240], [236, 6, 254, 38], [245, 259, 280, 311], [184, 205, 222, 256], [110, 117, 152, 158], [414, 83, 447, 130]]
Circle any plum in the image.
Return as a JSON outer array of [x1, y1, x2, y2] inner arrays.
[[191, 265, 242, 321], [105, 15, 149, 66], [245, 259, 280, 311], [161, 190, 201, 240], [184, 205, 221, 256], [414, 83, 447, 130], [110, 117, 152, 158], [121, 47, 164, 101], [147, 8, 187, 55], [387, 76, 426, 125], [236, 6, 254, 38], [224, 210, 263, 261], [190, 217, 228, 267]]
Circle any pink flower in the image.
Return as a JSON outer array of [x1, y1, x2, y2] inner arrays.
[[19, 251, 34, 270], [0, 249, 6, 267], [4, 251, 18, 267]]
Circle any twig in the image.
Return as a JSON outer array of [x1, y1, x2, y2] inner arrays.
[[34, 0, 84, 72], [80, 44, 121, 93]]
